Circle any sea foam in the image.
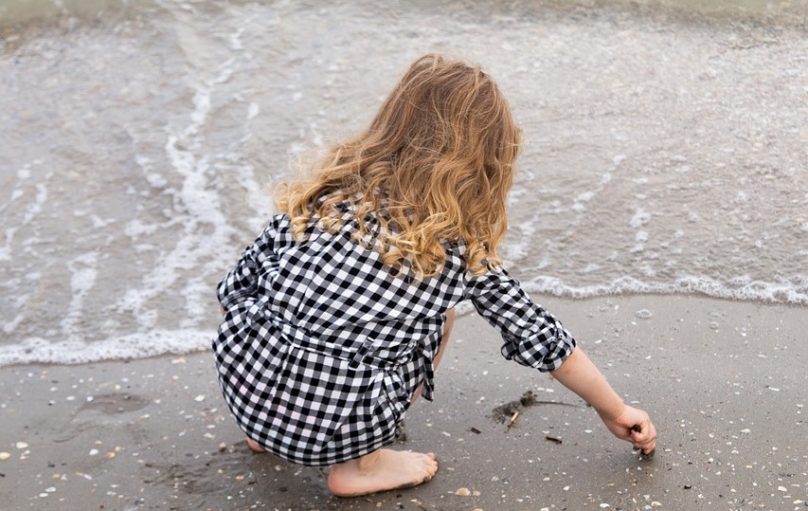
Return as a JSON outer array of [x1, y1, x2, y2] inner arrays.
[[0, 330, 213, 366], [521, 275, 808, 305]]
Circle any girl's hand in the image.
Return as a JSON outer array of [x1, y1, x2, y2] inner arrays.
[[549, 348, 657, 455], [599, 405, 657, 455]]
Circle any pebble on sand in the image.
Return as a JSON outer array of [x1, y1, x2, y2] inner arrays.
[[16, 442, 29, 449], [0, 452, 10, 460], [455, 487, 471, 496]]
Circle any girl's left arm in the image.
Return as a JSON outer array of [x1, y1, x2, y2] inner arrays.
[[463, 266, 576, 372], [551, 347, 657, 454]]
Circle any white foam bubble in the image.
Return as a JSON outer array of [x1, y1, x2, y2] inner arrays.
[[229, 27, 245, 50], [630, 208, 651, 228], [631, 230, 648, 252], [124, 218, 161, 238], [90, 215, 115, 228], [2, 313, 25, 335], [503, 219, 539, 262], [61, 253, 98, 338], [576, 191, 594, 202], [247, 102, 260, 119], [22, 182, 48, 225]]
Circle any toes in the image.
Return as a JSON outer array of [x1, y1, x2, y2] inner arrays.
[[416, 454, 438, 481], [421, 467, 436, 483], [425, 459, 438, 477]]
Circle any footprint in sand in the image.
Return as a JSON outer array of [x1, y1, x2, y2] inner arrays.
[[78, 392, 150, 415]]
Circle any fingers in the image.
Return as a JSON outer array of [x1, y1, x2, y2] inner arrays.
[[630, 420, 657, 454], [603, 405, 658, 453]]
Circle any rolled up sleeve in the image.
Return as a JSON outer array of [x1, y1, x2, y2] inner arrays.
[[463, 266, 576, 372]]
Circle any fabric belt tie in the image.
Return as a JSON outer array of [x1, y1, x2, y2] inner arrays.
[[417, 336, 437, 402], [247, 297, 436, 402]]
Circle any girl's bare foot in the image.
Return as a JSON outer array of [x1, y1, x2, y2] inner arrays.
[[327, 449, 438, 497], [245, 436, 266, 453]]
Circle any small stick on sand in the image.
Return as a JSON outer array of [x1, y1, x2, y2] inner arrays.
[[505, 410, 520, 431]]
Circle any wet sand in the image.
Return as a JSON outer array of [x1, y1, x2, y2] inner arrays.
[[2, 295, 807, 510]]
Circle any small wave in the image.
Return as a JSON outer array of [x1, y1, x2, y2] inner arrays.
[[521, 275, 808, 305], [3, 272, 805, 367], [0, 329, 212, 367]]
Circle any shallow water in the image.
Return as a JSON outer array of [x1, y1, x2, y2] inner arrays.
[[1, 0, 807, 365]]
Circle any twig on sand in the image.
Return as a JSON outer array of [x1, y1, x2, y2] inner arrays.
[[491, 390, 582, 428], [505, 410, 520, 431]]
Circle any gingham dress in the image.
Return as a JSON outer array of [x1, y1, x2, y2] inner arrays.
[[213, 208, 576, 466]]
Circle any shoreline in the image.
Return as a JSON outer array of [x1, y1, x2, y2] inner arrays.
[[3, 291, 806, 369], [2, 295, 806, 510]]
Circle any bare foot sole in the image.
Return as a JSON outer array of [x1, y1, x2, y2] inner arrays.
[[327, 448, 438, 497], [245, 437, 266, 453]]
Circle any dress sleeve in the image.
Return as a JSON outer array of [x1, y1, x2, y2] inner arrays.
[[463, 266, 576, 372], [216, 218, 278, 310]]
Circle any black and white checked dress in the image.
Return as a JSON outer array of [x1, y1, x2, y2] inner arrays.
[[213, 208, 576, 466]]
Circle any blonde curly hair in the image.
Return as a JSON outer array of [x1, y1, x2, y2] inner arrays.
[[276, 53, 521, 277]]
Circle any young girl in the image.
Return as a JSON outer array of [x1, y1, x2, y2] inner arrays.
[[213, 54, 657, 497]]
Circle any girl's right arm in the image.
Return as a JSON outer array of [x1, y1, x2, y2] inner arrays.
[[551, 347, 657, 454], [217, 216, 281, 311]]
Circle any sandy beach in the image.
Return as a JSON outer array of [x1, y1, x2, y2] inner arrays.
[[2, 295, 807, 510]]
